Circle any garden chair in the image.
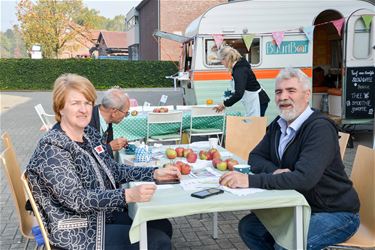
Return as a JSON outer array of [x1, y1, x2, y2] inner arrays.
[[146, 111, 183, 144], [185, 105, 225, 145], [34, 104, 55, 131]]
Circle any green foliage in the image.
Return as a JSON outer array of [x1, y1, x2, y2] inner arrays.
[[0, 27, 28, 58], [0, 59, 179, 90]]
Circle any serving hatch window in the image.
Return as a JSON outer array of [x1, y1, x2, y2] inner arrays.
[[353, 18, 372, 59], [205, 38, 260, 66]]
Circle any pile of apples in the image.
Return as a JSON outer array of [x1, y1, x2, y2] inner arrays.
[[164, 161, 191, 175], [153, 107, 169, 113], [212, 158, 239, 171], [165, 147, 197, 163]]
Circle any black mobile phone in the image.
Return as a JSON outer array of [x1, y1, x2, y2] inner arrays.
[[154, 179, 180, 185], [191, 188, 224, 199]]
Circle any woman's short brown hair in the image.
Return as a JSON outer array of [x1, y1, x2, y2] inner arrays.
[[52, 74, 97, 122]]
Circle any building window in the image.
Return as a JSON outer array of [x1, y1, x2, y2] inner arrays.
[[353, 18, 372, 59], [205, 38, 261, 66]]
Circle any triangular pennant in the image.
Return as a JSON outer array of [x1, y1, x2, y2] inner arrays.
[[272, 31, 284, 48], [212, 34, 224, 49], [302, 26, 315, 41], [242, 33, 255, 51], [361, 15, 372, 30], [332, 18, 345, 36]]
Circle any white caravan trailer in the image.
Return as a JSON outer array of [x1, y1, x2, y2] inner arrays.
[[156, 0, 374, 125]]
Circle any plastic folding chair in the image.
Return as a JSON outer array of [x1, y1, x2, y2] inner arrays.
[[146, 111, 183, 144], [338, 131, 350, 160], [34, 104, 55, 131], [225, 116, 267, 161], [333, 145, 375, 248], [0, 133, 36, 249], [21, 171, 52, 250]]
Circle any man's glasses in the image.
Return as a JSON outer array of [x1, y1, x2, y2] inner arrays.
[[115, 108, 129, 117]]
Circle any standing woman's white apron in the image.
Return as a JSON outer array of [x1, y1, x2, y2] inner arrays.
[[230, 79, 261, 117]]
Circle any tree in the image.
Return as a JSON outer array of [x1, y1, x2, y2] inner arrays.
[[105, 15, 126, 32], [0, 26, 28, 58], [16, 0, 93, 58]]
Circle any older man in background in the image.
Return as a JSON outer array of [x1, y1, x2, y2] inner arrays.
[[90, 87, 129, 158]]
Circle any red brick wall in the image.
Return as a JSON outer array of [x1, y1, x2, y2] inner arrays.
[[159, 0, 226, 61], [138, 0, 159, 60]]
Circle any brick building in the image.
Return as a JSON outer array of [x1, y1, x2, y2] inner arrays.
[[126, 0, 227, 61]]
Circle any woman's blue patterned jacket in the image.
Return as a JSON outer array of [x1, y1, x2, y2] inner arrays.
[[26, 124, 155, 249]]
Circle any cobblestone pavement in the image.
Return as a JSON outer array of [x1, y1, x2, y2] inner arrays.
[[0, 91, 372, 250]]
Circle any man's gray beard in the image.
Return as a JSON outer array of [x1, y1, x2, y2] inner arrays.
[[279, 108, 299, 122]]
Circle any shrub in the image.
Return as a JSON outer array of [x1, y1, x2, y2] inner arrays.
[[0, 59, 179, 90]]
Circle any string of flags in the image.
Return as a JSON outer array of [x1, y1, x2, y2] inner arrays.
[[212, 15, 373, 50]]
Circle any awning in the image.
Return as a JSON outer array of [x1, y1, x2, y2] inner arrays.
[[153, 30, 191, 44]]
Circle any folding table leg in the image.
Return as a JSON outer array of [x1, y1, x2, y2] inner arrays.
[[294, 205, 304, 250], [140, 222, 148, 250], [212, 212, 218, 239]]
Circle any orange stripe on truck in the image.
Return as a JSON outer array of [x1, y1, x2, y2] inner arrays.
[[193, 68, 312, 81]]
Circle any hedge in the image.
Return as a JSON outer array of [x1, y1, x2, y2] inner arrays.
[[0, 59, 179, 90]]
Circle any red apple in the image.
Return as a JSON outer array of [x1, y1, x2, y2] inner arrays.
[[216, 161, 227, 171], [183, 148, 193, 158], [159, 107, 168, 113], [175, 147, 185, 157], [165, 148, 177, 159], [199, 150, 208, 160], [153, 108, 160, 113], [211, 151, 221, 160], [226, 158, 239, 171], [175, 161, 184, 172], [186, 152, 197, 163], [212, 158, 222, 168], [181, 164, 192, 175]]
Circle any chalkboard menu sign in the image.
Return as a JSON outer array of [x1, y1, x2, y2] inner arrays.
[[345, 66, 374, 119]]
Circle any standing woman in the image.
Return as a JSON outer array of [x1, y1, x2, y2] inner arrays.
[[215, 46, 270, 116]]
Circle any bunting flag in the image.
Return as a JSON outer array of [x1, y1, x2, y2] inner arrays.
[[361, 15, 373, 30], [332, 18, 345, 36], [302, 26, 315, 41], [272, 31, 284, 48], [242, 33, 256, 51], [212, 34, 224, 49]]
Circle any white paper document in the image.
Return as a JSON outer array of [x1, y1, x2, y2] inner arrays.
[[132, 181, 174, 190], [180, 177, 220, 190], [221, 186, 266, 196]]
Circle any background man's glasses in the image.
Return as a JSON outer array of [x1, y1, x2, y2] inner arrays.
[[115, 108, 129, 117]]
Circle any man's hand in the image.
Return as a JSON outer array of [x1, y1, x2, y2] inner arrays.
[[154, 166, 181, 181], [125, 184, 156, 203], [214, 104, 225, 113], [109, 137, 128, 151], [273, 168, 291, 175], [219, 171, 249, 188]]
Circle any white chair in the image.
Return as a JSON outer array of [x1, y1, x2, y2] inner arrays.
[[146, 111, 183, 144], [186, 105, 225, 145], [34, 104, 55, 131], [176, 105, 193, 111]]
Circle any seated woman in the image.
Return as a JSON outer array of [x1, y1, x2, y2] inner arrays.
[[26, 74, 180, 250]]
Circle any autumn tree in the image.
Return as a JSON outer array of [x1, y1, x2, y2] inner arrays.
[[17, 0, 96, 58]]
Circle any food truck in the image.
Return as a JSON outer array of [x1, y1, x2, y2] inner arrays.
[[155, 0, 374, 125]]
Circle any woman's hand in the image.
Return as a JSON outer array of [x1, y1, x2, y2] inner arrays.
[[214, 104, 225, 113], [154, 166, 181, 181], [219, 171, 249, 188], [125, 184, 156, 203]]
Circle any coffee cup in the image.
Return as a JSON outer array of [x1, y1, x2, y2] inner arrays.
[[209, 138, 219, 149], [234, 164, 251, 174]]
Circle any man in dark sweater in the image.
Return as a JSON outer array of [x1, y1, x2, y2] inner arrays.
[[89, 87, 129, 158], [220, 68, 360, 250]]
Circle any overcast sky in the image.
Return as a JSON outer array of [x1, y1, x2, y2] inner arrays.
[[0, 0, 141, 32]]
